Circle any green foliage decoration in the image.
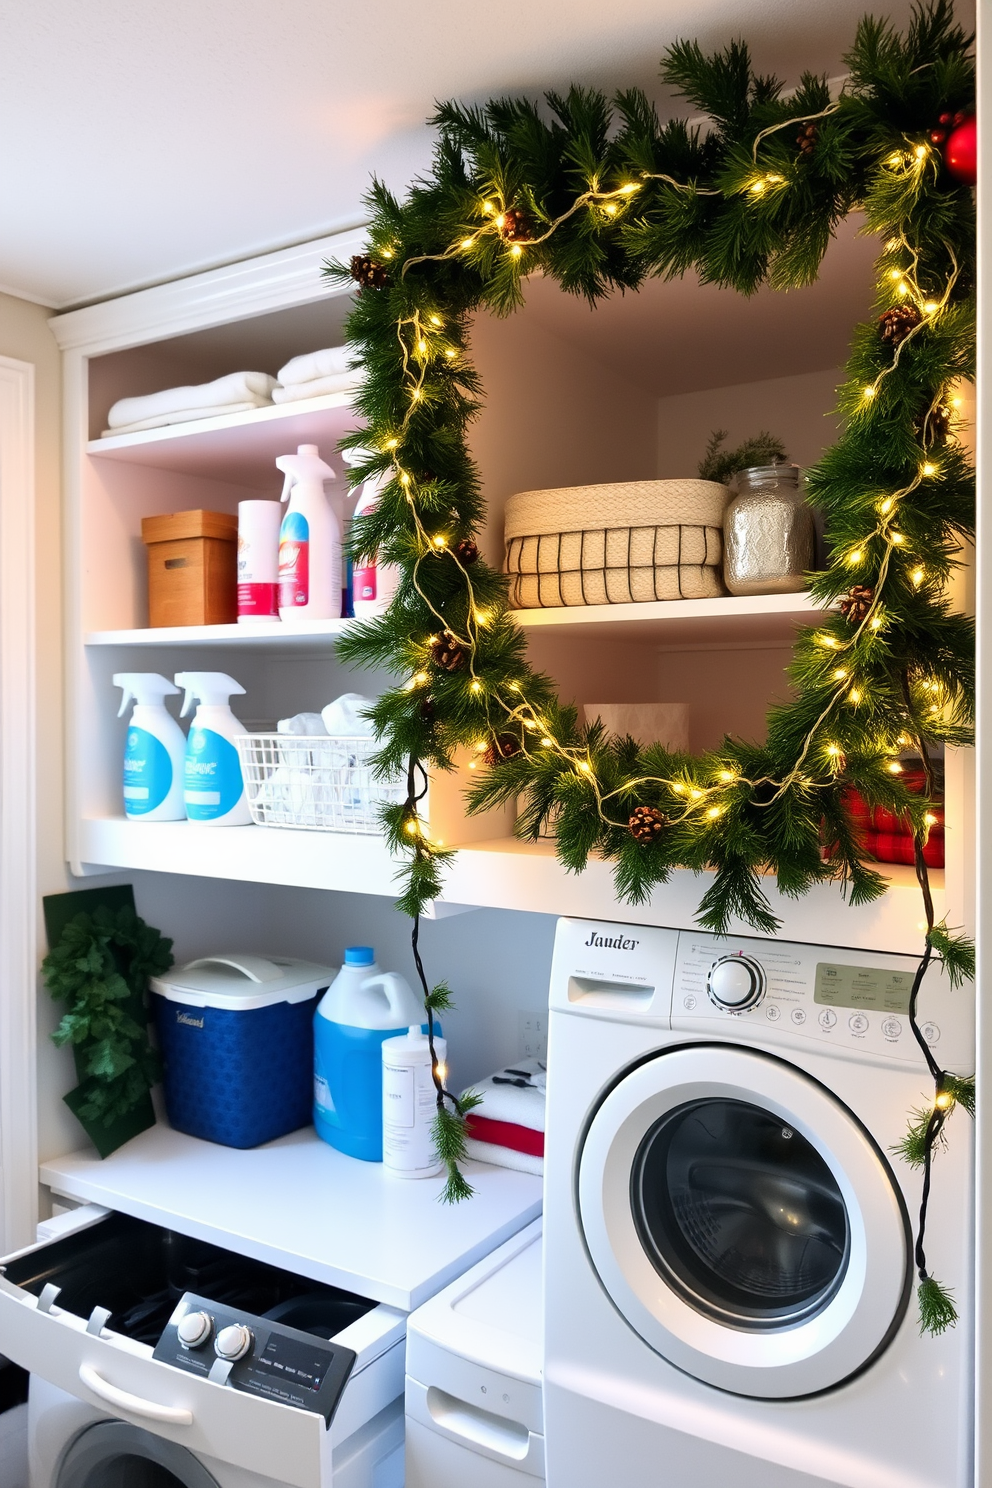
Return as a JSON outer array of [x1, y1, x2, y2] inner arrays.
[[42, 905, 173, 1127], [325, 0, 975, 1322], [697, 429, 788, 484]]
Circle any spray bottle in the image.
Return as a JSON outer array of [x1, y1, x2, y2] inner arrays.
[[276, 443, 341, 622], [175, 671, 251, 826], [113, 673, 186, 821], [342, 447, 401, 618]]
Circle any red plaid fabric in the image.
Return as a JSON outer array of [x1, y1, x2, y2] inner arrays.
[[840, 768, 944, 868]]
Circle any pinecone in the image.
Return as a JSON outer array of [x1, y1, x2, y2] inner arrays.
[[430, 630, 469, 673], [419, 697, 437, 724], [879, 304, 922, 346], [498, 207, 530, 243], [913, 403, 951, 446], [628, 806, 669, 845], [484, 732, 520, 766], [839, 585, 874, 625], [797, 122, 818, 155], [349, 254, 390, 290], [454, 538, 479, 565]]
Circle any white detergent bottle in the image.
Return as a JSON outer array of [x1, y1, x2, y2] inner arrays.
[[277, 443, 341, 622], [342, 448, 401, 618], [175, 671, 251, 826], [113, 673, 186, 821]]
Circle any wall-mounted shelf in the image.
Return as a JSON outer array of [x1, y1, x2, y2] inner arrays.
[[77, 815, 941, 954], [88, 388, 361, 489], [84, 591, 823, 652]]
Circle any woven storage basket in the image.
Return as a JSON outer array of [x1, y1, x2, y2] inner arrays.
[[504, 479, 729, 608]]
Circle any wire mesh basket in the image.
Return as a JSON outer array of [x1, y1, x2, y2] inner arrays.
[[234, 733, 405, 834]]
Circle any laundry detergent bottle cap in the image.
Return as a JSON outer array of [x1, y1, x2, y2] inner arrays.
[[174, 671, 251, 827], [313, 947, 430, 1162], [276, 443, 341, 623], [113, 672, 186, 821]]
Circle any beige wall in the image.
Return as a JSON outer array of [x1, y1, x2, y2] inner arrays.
[[0, 291, 78, 1170], [657, 367, 845, 476]]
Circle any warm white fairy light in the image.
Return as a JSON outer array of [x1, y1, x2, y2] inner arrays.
[[819, 633, 840, 647], [510, 244, 524, 258], [848, 688, 862, 704], [863, 385, 877, 400], [848, 548, 865, 565], [832, 667, 848, 680], [888, 761, 904, 773], [922, 462, 937, 477], [912, 567, 925, 586], [707, 806, 723, 819]]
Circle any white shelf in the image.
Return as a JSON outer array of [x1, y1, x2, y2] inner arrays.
[[78, 817, 941, 954], [513, 590, 824, 646], [85, 618, 351, 650], [84, 591, 823, 651], [40, 1124, 542, 1312], [87, 390, 361, 489]]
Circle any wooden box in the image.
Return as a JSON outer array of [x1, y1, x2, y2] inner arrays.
[[141, 509, 238, 627]]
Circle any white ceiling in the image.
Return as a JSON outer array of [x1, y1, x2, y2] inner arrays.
[[1, 0, 944, 309]]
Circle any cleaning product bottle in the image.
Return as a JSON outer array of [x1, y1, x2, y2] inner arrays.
[[382, 1026, 446, 1178], [113, 673, 186, 821], [342, 448, 400, 618], [313, 946, 429, 1161], [276, 443, 341, 622], [175, 671, 251, 826]]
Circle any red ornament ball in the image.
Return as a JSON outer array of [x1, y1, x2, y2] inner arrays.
[[944, 115, 976, 186]]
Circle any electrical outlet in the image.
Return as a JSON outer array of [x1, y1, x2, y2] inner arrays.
[[518, 1010, 548, 1063]]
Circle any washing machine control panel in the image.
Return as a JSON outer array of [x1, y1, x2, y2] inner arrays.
[[673, 932, 965, 1067], [154, 1292, 356, 1423]]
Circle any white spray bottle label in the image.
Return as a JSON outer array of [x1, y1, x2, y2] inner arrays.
[[278, 509, 310, 609], [184, 728, 245, 820], [124, 729, 173, 814]]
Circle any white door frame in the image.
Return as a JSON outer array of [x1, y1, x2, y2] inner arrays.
[[0, 355, 37, 1253]]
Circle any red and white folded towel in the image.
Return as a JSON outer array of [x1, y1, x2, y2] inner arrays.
[[461, 1059, 546, 1176]]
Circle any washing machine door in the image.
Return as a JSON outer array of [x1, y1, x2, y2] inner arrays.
[[577, 1044, 911, 1398], [56, 1420, 220, 1487]]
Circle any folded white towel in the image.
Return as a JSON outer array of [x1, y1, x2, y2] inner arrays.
[[277, 346, 353, 386], [461, 1058, 546, 1132], [271, 370, 366, 405], [102, 399, 270, 437], [463, 1138, 543, 1176], [107, 371, 277, 430], [321, 693, 375, 737], [278, 712, 328, 736]]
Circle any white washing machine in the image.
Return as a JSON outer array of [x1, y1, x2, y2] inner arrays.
[[543, 917, 974, 1488], [0, 1205, 406, 1488]]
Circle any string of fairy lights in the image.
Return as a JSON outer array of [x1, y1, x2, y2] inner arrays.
[[371, 137, 957, 861]]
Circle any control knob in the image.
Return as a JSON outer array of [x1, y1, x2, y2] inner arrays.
[[176, 1310, 213, 1349], [707, 955, 765, 1011], [214, 1323, 253, 1362]]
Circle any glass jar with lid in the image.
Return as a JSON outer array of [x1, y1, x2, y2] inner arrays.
[[722, 463, 814, 596]]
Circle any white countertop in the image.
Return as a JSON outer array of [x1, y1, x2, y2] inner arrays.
[[40, 1124, 542, 1312]]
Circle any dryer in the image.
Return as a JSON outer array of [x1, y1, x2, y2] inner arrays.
[[543, 917, 974, 1488]]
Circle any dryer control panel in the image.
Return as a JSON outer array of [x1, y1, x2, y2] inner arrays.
[[672, 932, 971, 1070], [153, 1292, 356, 1423]]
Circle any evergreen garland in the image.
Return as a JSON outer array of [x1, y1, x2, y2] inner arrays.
[[325, 2, 975, 1329], [42, 905, 173, 1127]]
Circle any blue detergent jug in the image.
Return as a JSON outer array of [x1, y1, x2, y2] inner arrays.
[[313, 947, 433, 1162]]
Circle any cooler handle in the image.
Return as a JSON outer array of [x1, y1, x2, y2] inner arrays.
[[182, 955, 283, 984], [78, 1363, 193, 1426]]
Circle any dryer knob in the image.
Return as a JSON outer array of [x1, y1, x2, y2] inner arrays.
[[176, 1310, 213, 1349], [707, 955, 765, 1010], [214, 1323, 253, 1362]]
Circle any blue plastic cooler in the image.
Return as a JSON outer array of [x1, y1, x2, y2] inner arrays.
[[151, 954, 335, 1148]]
